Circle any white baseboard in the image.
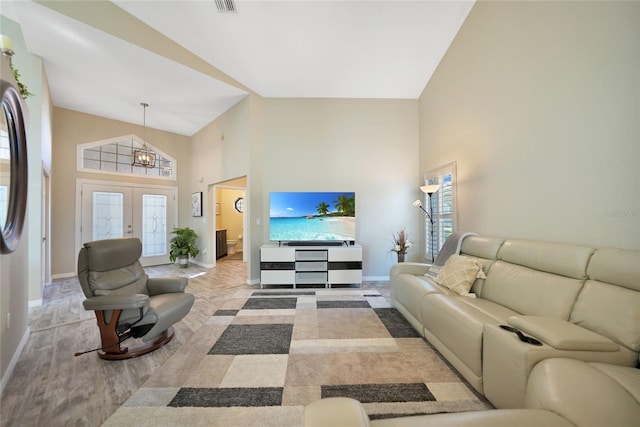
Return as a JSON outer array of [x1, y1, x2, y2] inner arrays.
[[28, 299, 42, 308], [190, 260, 213, 268], [0, 326, 30, 397], [363, 276, 390, 282], [51, 272, 76, 280]]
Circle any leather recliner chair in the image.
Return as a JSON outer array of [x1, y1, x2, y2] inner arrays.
[[77, 238, 195, 359]]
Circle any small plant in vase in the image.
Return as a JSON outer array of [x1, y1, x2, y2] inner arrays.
[[391, 229, 412, 263], [169, 227, 200, 267]]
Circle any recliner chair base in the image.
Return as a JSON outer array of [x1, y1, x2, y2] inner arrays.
[[94, 308, 175, 360], [98, 326, 175, 360]]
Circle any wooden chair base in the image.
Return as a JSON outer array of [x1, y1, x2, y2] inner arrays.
[[98, 327, 175, 360]]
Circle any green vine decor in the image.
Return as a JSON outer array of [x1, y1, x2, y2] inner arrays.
[[11, 64, 33, 99]]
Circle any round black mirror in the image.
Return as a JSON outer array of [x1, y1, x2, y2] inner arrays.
[[234, 197, 244, 213], [0, 58, 28, 254]]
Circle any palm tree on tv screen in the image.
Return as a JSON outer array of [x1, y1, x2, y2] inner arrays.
[[333, 194, 355, 217], [316, 201, 329, 215]]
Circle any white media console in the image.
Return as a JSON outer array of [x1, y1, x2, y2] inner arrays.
[[260, 243, 362, 288]]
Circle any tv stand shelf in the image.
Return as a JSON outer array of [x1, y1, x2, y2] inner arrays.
[[260, 243, 362, 288]]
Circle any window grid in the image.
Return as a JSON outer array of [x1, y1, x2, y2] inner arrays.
[[82, 140, 173, 178]]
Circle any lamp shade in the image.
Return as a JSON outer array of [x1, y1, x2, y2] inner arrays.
[[0, 35, 13, 53], [420, 184, 440, 195]]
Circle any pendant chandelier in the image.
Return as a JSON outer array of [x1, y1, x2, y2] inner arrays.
[[131, 102, 156, 168]]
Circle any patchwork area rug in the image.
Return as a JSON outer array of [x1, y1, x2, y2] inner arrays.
[[103, 289, 491, 426]]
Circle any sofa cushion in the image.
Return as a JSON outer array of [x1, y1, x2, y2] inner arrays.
[[305, 397, 370, 427], [589, 362, 640, 403], [481, 261, 584, 319], [393, 273, 452, 326], [460, 236, 505, 259], [498, 239, 594, 279], [570, 280, 640, 352], [420, 294, 519, 377], [436, 255, 485, 296], [371, 410, 573, 427], [587, 248, 640, 292]]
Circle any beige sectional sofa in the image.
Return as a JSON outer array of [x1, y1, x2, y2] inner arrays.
[[391, 236, 639, 408], [305, 235, 640, 426], [305, 355, 640, 426]]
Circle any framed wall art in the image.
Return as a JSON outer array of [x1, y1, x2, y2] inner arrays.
[[191, 191, 202, 217]]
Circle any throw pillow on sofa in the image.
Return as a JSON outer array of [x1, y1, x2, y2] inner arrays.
[[436, 255, 485, 296]]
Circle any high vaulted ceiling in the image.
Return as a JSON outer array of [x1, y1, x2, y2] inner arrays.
[[1, 0, 474, 136]]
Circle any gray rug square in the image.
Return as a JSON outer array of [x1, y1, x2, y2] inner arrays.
[[252, 291, 316, 296], [242, 297, 298, 310], [374, 308, 421, 338], [321, 383, 435, 403], [213, 309, 239, 316], [208, 324, 294, 355], [317, 300, 371, 309], [168, 387, 283, 407]]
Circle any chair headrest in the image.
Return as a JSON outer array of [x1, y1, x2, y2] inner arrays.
[[83, 238, 142, 272]]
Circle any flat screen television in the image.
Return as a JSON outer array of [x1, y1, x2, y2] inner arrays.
[[269, 191, 356, 242]]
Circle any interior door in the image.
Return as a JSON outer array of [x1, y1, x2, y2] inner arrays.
[[80, 183, 176, 266]]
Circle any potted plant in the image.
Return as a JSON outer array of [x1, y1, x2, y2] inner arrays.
[[169, 227, 199, 267], [391, 229, 412, 263]]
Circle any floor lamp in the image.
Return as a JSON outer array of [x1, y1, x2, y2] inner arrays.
[[413, 184, 440, 262]]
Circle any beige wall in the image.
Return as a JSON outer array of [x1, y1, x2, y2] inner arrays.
[[419, 0, 640, 249], [188, 97, 420, 280], [51, 108, 191, 276], [189, 97, 252, 268], [263, 98, 420, 278]]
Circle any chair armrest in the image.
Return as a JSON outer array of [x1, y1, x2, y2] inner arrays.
[[508, 316, 619, 351], [147, 276, 188, 295], [83, 294, 149, 311], [304, 398, 370, 427]]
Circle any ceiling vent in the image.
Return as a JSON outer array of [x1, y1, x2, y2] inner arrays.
[[215, 0, 237, 13]]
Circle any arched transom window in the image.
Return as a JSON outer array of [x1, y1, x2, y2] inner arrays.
[[77, 135, 176, 180]]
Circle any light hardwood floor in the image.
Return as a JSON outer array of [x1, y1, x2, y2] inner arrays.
[[0, 257, 389, 426]]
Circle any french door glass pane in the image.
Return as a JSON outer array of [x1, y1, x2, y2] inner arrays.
[[142, 194, 167, 257], [93, 191, 124, 240]]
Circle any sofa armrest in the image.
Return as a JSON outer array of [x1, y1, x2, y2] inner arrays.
[[147, 276, 188, 295], [304, 398, 370, 427], [83, 294, 150, 311], [390, 262, 431, 280], [508, 316, 619, 351], [526, 358, 640, 427]]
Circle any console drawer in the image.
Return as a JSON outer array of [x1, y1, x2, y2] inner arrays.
[[295, 271, 327, 284], [296, 261, 327, 271]]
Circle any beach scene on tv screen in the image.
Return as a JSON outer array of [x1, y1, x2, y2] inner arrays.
[[270, 192, 355, 241]]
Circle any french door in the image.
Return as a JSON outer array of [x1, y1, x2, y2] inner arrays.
[[80, 182, 176, 266]]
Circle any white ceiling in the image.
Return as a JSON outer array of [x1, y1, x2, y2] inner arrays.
[[1, 0, 474, 136]]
